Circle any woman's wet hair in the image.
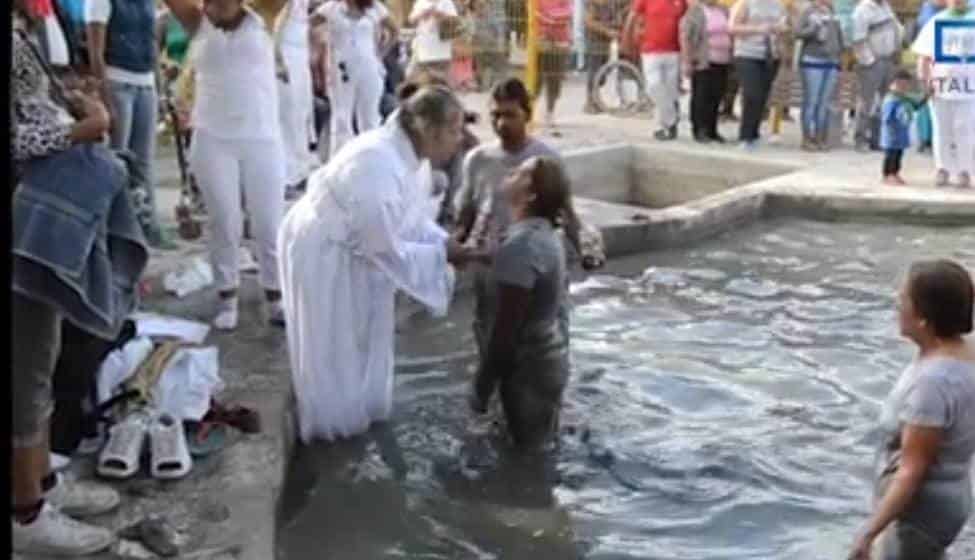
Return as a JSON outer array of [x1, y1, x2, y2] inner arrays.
[[398, 85, 464, 138], [526, 157, 572, 227], [491, 77, 533, 118], [907, 259, 974, 338]]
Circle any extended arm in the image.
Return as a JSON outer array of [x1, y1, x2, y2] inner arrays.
[[586, 5, 619, 40], [161, 0, 204, 35], [451, 150, 480, 243]]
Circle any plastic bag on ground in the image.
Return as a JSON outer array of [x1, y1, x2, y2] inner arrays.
[[163, 257, 214, 298], [97, 337, 155, 407]]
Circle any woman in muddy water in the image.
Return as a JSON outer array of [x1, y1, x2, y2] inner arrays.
[[469, 157, 573, 450], [849, 259, 975, 560]]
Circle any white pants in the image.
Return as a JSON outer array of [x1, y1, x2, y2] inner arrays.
[[328, 61, 384, 158], [189, 130, 285, 291], [278, 44, 318, 185], [930, 98, 975, 177], [641, 52, 681, 130]]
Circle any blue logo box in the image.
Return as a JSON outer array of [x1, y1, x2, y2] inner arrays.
[[934, 20, 975, 64]]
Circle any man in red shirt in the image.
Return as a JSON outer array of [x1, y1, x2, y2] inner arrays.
[[624, 0, 687, 140]]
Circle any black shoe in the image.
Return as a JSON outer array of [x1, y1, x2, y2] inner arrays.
[[710, 134, 726, 144], [693, 133, 712, 144]]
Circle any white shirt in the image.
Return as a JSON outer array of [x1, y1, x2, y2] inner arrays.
[[316, 0, 388, 69], [279, 0, 311, 49], [410, 0, 457, 63], [190, 10, 281, 140], [84, 0, 156, 86]]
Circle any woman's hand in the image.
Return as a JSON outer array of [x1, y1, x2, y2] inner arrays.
[[447, 238, 471, 266], [848, 531, 875, 560], [68, 93, 112, 143]]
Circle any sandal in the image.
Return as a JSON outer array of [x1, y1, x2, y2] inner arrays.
[[184, 421, 229, 458], [205, 399, 261, 434], [98, 410, 151, 479], [149, 412, 193, 480]]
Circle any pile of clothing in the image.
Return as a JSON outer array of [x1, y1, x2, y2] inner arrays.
[[51, 313, 258, 481]]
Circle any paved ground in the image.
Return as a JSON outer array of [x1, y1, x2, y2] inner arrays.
[[22, 76, 972, 560]]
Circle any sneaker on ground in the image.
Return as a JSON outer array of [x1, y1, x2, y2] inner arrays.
[[959, 173, 971, 189], [45, 474, 121, 518], [268, 300, 286, 327], [50, 452, 71, 472], [214, 299, 239, 331], [12, 503, 115, 556]]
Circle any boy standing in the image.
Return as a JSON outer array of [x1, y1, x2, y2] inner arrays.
[[880, 70, 920, 186]]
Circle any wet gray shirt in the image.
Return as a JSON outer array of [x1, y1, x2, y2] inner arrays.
[[874, 357, 975, 547], [493, 218, 567, 329]]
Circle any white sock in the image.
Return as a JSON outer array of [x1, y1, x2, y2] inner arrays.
[[214, 297, 239, 330]]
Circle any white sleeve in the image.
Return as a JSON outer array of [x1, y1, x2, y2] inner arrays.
[[441, 0, 458, 17], [85, 0, 112, 24], [911, 17, 935, 57], [373, 1, 390, 20], [353, 162, 454, 316]]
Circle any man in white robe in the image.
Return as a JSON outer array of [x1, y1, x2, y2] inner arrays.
[[278, 86, 478, 442]]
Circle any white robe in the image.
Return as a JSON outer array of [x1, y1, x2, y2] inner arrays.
[[278, 119, 455, 443]]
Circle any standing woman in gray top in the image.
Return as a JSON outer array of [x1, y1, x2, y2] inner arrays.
[[795, 0, 844, 151], [850, 260, 975, 560], [729, 0, 789, 149], [469, 156, 571, 451]]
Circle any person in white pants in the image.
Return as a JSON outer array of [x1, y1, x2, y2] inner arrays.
[[164, 0, 288, 330], [277, 0, 319, 190], [312, 0, 397, 158], [912, 0, 975, 188]]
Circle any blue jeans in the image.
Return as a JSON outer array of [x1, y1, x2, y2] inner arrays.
[[800, 58, 840, 138], [108, 80, 160, 235]]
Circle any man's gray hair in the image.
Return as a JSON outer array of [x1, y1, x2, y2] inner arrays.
[[399, 86, 464, 136]]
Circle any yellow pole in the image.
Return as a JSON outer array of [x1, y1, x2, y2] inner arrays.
[[525, 0, 539, 126]]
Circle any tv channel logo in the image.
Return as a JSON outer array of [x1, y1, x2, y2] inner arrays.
[[932, 19, 975, 96]]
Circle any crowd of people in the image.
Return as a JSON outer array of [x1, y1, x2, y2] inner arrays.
[[8, 0, 975, 557]]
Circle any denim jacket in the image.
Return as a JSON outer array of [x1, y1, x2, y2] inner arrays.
[[13, 143, 149, 340]]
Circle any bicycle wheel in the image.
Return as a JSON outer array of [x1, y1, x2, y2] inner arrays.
[[592, 59, 652, 117]]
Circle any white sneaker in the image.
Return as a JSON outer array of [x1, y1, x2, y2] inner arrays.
[[12, 503, 115, 556], [149, 413, 193, 480], [213, 298, 239, 331], [267, 300, 286, 327], [50, 452, 71, 472], [45, 474, 121, 518]]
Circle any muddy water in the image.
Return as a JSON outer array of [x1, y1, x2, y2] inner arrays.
[[278, 219, 975, 559]]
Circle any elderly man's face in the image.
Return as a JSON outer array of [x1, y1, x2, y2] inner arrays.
[[424, 110, 465, 167]]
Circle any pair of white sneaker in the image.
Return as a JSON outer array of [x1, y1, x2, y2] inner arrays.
[[12, 474, 120, 556], [98, 410, 193, 481], [213, 297, 286, 331]]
